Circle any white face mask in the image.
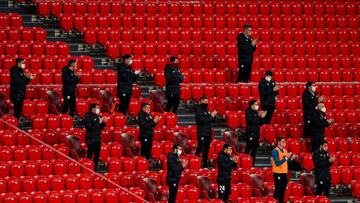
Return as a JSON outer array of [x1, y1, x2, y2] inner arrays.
[[177, 150, 182, 156], [321, 107, 326, 113], [128, 59, 133, 65], [95, 108, 100, 114], [265, 76, 271, 82], [254, 105, 259, 111], [20, 64, 25, 69], [311, 86, 316, 92]]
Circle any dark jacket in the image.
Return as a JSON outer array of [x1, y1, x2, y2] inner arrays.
[[302, 89, 318, 122], [85, 111, 106, 144], [258, 78, 279, 107], [245, 107, 261, 138], [237, 33, 256, 64], [10, 66, 31, 101], [310, 110, 330, 139], [166, 152, 184, 184], [217, 151, 237, 183], [137, 111, 157, 139], [312, 148, 332, 181], [195, 105, 214, 139], [164, 64, 184, 96], [62, 66, 80, 96], [116, 62, 137, 94]]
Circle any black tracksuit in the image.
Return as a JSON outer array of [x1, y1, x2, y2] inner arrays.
[[245, 107, 263, 163], [258, 78, 279, 124], [138, 111, 157, 160], [312, 148, 333, 197], [217, 151, 237, 202], [195, 105, 214, 168], [237, 33, 256, 83], [84, 111, 106, 171], [166, 152, 184, 203], [164, 64, 184, 114], [116, 62, 137, 115], [62, 66, 80, 117], [10, 66, 31, 119], [310, 110, 330, 152], [302, 89, 319, 137]]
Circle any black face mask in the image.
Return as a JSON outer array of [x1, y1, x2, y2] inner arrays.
[[200, 103, 208, 109]]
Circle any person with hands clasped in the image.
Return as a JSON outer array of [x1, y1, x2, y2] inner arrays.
[[258, 71, 279, 124], [310, 103, 333, 152], [164, 56, 184, 114], [62, 59, 81, 117]]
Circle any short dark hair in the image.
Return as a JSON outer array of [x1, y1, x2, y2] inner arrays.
[[306, 81, 315, 89], [122, 54, 132, 61], [172, 144, 180, 150], [223, 143, 232, 150], [320, 140, 328, 146], [141, 102, 150, 109], [68, 59, 76, 67], [170, 56, 179, 62], [16, 58, 24, 64], [265, 71, 273, 76], [200, 96, 208, 102], [276, 136, 285, 143], [243, 24, 252, 30], [89, 103, 99, 111], [248, 99, 257, 107]]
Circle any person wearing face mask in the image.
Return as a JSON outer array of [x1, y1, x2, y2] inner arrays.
[[217, 144, 238, 203], [164, 56, 184, 114], [310, 103, 333, 152], [245, 100, 267, 163], [137, 102, 161, 160], [258, 71, 279, 124], [116, 54, 140, 115], [10, 58, 35, 119], [302, 81, 325, 137], [166, 144, 187, 203], [62, 59, 81, 117], [85, 103, 109, 171], [312, 140, 335, 197], [272, 137, 297, 203], [237, 24, 257, 83], [195, 97, 217, 168]]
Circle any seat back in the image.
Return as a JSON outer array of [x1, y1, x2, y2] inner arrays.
[[196, 176, 216, 199], [173, 132, 189, 154], [223, 130, 242, 153], [99, 90, 113, 113], [149, 89, 165, 113], [300, 173, 315, 195], [46, 90, 62, 114], [66, 135, 86, 160], [0, 93, 10, 116], [249, 174, 265, 197], [120, 133, 136, 157]]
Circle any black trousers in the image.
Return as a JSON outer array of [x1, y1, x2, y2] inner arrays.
[[195, 136, 211, 168], [273, 173, 288, 203], [87, 142, 101, 172], [218, 180, 231, 202], [237, 62, 252, 83], [315, 178, 331, 197], [140, 136, 153, 160], [311, 136, 324, 152], [167, 181, 179, 203], [165, 94, 180, 114], [303, 120, 311, 138], [118, 92, 131, 115], [261, 105, 275, 124], [62, 94, 76, 117], [245, 136, 259, 165], [11, 97, 24, 119]]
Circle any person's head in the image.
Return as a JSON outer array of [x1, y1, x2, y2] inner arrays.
[[243, 24, 253, 37], [122, 54, 133, 66], [170, 56, 179, 68], [265, 71, 273, 82], [199, 96, 208, 109], [223, 143, 232, 155], [320, 140, 328, 151], [89, 103, 100, 114], [68, 59, 77, 71], [141, 102, 151, 114], [249, 99, 259, 111], [172, 144, 183, 156], [16, 58, 25, 69], [316, 103, 326, 113], [306, 81, 316, 93], [276, 137, 286, 149]]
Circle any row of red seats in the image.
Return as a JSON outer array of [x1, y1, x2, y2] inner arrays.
[[0, 13, 22, 28], [0, 27, 47, 42], [0, 41, 70, 57], [106, 156, 149, 173], [0, 145, 69, 162], [38, 1, 359, 16]]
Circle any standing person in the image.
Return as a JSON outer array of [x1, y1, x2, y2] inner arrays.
[[138, 102, 161, 160], [245, 100, 266, 163], [258, 71, 279, 124], [164, 56, 184, 114], [10, 58, 35, 119], [302, 81, 324, 137], [62, 59, 81, 117], [312, 140, 335, 197], [195, 97, 217, 168], [167, 144, 187, 203], [217, 144, 238, 203], [116, 54, 140, 115], [84, 103, 108, 171], [310, 103, 333, 152], [237, 24, 257, 83], [272, 137, 297, 203]]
